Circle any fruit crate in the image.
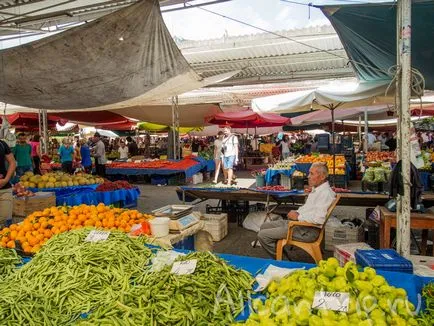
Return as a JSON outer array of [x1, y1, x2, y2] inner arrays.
[[334, 242, 373, 267], [279, 174, 292, 189], [355, 249, 413, 273], [202, 213, 228, 242], [328, 175, 347, 188], [325, 222, 365, 251], [13, 192, 56, 217]]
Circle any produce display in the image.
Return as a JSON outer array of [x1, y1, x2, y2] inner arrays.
[[293, 171, 305, 177], [198, 147, 214, 160], [78, 251, 253, 325], [296, 154, 346, 175], [19, 171, 104, 189], [12, 182, 35, 198], [0, 247, 21, 280], [362, 167, 391, 183], [366, 151, 396, 164], [107, 158, 198, 170], [257, 185, 288, 191], [418, 282, 433, 325], [0, 204, 153, 253], [420, 150, 433, 171], [269, 158, 296, 170], [96, 180, 134, 192], [0, 229, 154, 325], [331, 187, 351, 193], [242, 257, 418, 326]]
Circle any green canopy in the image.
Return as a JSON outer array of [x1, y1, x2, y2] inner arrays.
[[137, 122, 203, 134], [319, 0, 434, 89]]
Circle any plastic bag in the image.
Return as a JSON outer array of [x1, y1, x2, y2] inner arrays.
[[242, 211, 281, 232]]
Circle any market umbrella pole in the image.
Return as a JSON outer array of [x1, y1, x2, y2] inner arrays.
[[331, 107, 336, 186]]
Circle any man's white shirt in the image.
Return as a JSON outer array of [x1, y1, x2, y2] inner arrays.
[[297, 181, 336, 225]]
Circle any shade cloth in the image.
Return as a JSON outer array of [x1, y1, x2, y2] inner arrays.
[[6, 112, 66, 130], [320, 1, 434, 89], [205, 109, 290, 128], [0, 0, 203, 110], [251, 80, 392, 114]]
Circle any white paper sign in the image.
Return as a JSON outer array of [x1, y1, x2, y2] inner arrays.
[[254, 265, 304, 292], [171, 259, 197, 275], [312, 291, 350, 312], [85, 230, 110, 242]]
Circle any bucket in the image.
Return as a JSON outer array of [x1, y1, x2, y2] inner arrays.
[[149, 217, 170, 237], [255, 175, 265, 187]]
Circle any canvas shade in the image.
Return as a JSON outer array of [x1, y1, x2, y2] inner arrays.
[[189, 125, 283, 137], [137, 122, 202, 134], [251, 80, 393, 114], [0, 0, 204, 110], [205, 109, 290, 128], [6, 112, 66, 130], [319, 1, 434, 89], [55, 111, 134, 127]]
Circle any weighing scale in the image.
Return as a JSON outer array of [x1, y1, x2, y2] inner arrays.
[[152, 205, 200, 232]]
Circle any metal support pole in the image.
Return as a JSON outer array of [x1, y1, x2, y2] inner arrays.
[[364, 109, 368, 153], [396, 0, 412, 257], [358, 115, 362, 145], [331, 108, 336, 186], [171, 96, 180, 160]]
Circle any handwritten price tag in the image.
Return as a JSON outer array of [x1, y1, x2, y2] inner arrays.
[[85, 230, 110, 242], [312, 291, 349, 312], [171, 259, 197, 275]]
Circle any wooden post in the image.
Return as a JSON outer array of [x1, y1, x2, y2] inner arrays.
[[396, 0, 412, 258]]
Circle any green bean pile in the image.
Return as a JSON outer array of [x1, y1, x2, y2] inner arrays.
[[0, 247, 22, 281], [0, 228, 153, 325], [77, 252, 254, 326]]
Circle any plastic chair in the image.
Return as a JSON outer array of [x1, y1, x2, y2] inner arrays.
[[276, 194, 341, 263]]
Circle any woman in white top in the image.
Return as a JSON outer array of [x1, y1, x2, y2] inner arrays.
[[212, 131, 224, 183], [118, 142, 129, 160], [280, 135, 290, 159]]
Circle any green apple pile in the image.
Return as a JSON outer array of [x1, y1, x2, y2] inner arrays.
[[19, 172, 104, 189], [243, 257, 418, 326]]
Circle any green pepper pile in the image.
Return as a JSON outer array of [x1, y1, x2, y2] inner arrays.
[[242, 257, 418, 326]]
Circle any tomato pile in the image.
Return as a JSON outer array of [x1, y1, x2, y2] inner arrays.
[[0, 204, 153, 253], [107, 158, 198, 170], [331, 187, 351, 193], [257, 185, 288, 191], [366, 151, 396, 163], [96, 180, 134, 192]]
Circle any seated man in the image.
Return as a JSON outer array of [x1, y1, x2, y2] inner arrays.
[[257, 162, 336, 259]]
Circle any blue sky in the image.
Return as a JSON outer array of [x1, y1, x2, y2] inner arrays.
[[163, 0, 330, 40]]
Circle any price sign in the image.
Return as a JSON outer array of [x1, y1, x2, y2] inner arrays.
[[312, 291, 349, 312], [171, 259, 197, 275], [85, 230, 110, 242]]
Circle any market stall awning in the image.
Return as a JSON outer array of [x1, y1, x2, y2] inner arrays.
[[319, 1, 434, 89], [6, 112, 67, 130], [0, 0, 206, 110], [112, 103, 222, 127], [251, 80, 392, 114], [55, 111, 135, 129], [188, 125, 283, 137], [205, 109, 290, 128], [137, 122, 202, 134]]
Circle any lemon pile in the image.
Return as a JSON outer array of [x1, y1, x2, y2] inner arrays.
[[19, 172, 104, 189]]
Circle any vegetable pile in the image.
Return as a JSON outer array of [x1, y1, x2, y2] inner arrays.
[[107, 158, 198, 170], [362, 167, 391, 184], [0, 228, 153, 325], [257, 185, 288, 191], [77, 251, 254, 325], [12, 182, 35, 198], [0, 204, 153, 253], [418, 282, 434, 325], [0, 247, 21, 280], [96, 180, 134, 192], [242, 257, 418, 326]]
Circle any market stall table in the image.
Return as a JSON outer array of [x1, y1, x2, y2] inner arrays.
[[379, 206, 434, 255]]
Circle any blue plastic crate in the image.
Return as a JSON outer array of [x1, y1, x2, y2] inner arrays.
[[355, 249, 413, 274], [151, 176, 168, 185]]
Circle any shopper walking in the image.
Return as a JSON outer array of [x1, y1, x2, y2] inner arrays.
[[0, 140, 16, 225], [280, 135, 291, 159], [221, 126, 239, 185], [118, 141, 129, 160], [92, 132, 106, 177], [126, 136, 138, 157], [30, 134, 42, 175], [12, 133, 33, 178], [58, 139, 75, 174], [212, 131, 224, 184]]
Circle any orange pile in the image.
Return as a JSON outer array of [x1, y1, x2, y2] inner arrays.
[[0, 204, 153, 253]]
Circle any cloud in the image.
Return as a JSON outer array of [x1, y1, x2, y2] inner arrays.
[[276, 6, 291, 21]]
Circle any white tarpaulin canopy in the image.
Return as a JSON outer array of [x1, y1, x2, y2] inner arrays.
[[251, 80, 393, 113], [188, 125, 283, 137], [0, 0, 210, 110]]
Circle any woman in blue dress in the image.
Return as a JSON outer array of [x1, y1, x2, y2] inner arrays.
[[80, 139, 92, 174]]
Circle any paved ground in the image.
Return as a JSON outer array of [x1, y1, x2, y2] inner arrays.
[[135, 171, 370, 263]]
